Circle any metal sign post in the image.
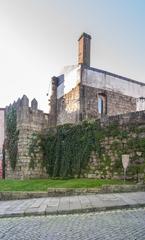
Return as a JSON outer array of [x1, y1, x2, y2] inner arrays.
[[122, 155, 130, 183]]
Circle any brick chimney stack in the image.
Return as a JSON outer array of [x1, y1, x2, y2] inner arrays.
[[78, 32, 91, 66]]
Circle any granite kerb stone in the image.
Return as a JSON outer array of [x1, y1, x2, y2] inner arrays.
[[46, 184, 145, 196], [0, 184, 145, 200], [0, 191, 48, 201]]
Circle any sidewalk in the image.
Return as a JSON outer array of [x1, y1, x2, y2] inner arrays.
[[0, 191, 145, 218]]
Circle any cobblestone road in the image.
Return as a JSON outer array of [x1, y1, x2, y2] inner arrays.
[[0, 208, 145, 240]]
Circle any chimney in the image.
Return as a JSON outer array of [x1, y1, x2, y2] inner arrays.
[[78, 32, 91, 66]]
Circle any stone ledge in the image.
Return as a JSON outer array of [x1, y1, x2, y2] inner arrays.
[[47, 184, 145, 196], [0, 184, 144, 200], [0, 192, 48, 201]]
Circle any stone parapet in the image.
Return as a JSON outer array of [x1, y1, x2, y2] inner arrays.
[[5, 95, 49, 179]]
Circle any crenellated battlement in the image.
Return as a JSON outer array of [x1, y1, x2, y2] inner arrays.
[[6, 95, 49, 131], [5, 95, 49, 179]]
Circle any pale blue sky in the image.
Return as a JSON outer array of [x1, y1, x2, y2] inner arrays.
[[0, 0, 145, 112]]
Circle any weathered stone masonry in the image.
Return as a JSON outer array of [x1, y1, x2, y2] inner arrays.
[[5, 95, 49, 179], [5, 101, 145, 179], [80, 85, 136, 120], [4, 106, 145, 180], [57, 84, 80, 125], [49, 33, 145, 126], [0, 108, 5, 178], [82, 111, 145, 181], [3, 32, 145, 179]]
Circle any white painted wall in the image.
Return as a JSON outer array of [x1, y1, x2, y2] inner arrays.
[[57, 65, 81, 99], [82, 68, 145, 99], [57, 65, 145, 111]]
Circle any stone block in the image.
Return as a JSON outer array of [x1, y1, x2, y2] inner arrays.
[[88, 174, 96, 179], [136, 152, 142, 156]]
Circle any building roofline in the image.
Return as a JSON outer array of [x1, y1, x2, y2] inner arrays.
[[85, 66, 145, 86], [0, 108, 5, 111]]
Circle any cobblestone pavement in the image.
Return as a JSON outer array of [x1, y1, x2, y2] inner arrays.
[[0, 208, 145, 240]]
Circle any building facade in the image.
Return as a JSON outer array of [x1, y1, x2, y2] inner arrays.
[[0, 108, 5, 178], [49, 33, 145, 126], [2, 32, 145, 179]]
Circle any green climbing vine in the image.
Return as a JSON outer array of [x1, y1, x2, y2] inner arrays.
[[29, 121, 101, 178], [29, 120, 145, 180], [6, 106, 19, 170]]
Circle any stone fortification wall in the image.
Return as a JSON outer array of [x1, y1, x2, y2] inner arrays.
[[82, 111, 145, 181], [0, 109, 5, 178], [5, 97, 145, 181], [5, 95, 49, 179]]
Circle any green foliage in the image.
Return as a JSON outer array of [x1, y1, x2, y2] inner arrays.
[[29, 121, 102, 178], [99, 154, 112, 177], [29, 120, 145, 180], [6, 106, 19, 170], [29, 133, 40, 169], [0, 178, 129, 192], [105, 122, 121, 137]]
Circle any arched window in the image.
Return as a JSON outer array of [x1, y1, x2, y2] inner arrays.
[[98, 96, 103, 114], [98, 94, 107, 115]]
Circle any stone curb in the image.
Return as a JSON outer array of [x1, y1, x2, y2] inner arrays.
[[0, 192, 48, 201], [46, 184, 145, 197], [0, 203, 145, 219], [0, 184, 144, 200]]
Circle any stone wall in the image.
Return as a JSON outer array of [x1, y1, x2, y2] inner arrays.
[[57, 84, 80, 125], [49, 65, 81, 126], [5, 95, 145, 181], [82, 66, 145, 100], [57, 65, 81, 99], [48, 33, 145, 126], [0, 108, 5, 178], [49, 64, 143, 126], [82, 111, 145, 181], [5, 95, 49, 179], [80, 85, 136, 120]]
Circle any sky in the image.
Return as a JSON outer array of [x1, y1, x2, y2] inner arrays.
[[0, 0, 145, 112]]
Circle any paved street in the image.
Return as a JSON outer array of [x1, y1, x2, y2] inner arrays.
[[0, 208, 145, 240], [0, 192, 145, 218]]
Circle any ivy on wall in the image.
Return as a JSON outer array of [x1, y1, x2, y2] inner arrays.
[[29, 121, 100, 178], [6, 106, 19, 170], [29, 120, 145, 180]]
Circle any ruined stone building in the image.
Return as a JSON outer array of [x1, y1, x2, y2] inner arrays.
[[1, 32, 145, 179], [49, 33, 145, 126]]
